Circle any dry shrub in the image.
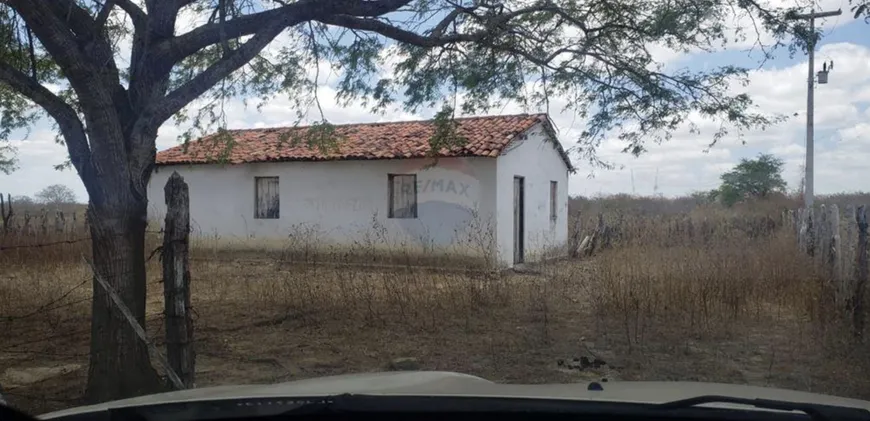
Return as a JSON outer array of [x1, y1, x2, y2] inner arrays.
[[192, 261, 521, 333], [581, 205, 829, 353], [590, 231, 818, 344]]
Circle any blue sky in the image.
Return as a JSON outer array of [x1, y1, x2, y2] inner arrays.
[[1, 7, 868, 201]]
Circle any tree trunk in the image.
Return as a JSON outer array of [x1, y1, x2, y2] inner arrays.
[[85, 197, 164, 403]]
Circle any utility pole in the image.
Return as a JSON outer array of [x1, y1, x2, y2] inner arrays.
[[787, 8, 842, 208]]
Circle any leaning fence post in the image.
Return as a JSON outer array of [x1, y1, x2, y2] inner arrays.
[[569, 211, 582, 258], [853, 205, 868, 341], [163, 172, 195, 388]]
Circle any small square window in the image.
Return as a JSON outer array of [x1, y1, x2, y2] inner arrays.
[[255, 177, 279, 219], [388, 174, 417, 218]]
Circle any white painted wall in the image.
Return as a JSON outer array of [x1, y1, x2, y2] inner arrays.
[[148, 157, 498, 256], [495, 123, 570, 265]]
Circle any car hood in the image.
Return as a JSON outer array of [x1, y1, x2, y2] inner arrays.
[[39, 371, 870, 419]]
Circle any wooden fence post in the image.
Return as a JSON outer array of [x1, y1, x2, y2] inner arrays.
[[829, 204, 841, 289], [163, 172, 195, 388], [806, 207, 815, 257], [39, 208, 47, 236], [844, 205, 857, 309], [853, 205, 868, 340], [796, 208, 807, 252], [819, 205, 829, 265], [599, 213, 612, 250], [569, 211, 582, 258], [0, 193, 12, 234], [54, 211, 65, 233], [22, 211, 31, 235]]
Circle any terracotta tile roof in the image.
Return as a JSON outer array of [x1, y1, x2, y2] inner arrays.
[[156, 113, 570, 169]]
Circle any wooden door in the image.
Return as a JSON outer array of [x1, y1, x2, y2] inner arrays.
[[513, 176, 525, 264]]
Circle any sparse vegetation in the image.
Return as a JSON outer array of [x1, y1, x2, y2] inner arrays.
[[33, 185, 77, 207], [3, 192, 870, 415]]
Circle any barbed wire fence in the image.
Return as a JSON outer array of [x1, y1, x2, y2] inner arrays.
[[0, 178, 194, 412], [0, 218, 167, 411]]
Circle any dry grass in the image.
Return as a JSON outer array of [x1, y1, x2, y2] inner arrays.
[[3, 195, 870, 415]]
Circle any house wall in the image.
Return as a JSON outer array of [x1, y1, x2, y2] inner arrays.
[[495, 122, 570, 265], [147, 157, 498, 256]]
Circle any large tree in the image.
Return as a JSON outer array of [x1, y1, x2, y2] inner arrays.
[[0, 0, 809, 403], [35, 183, 77, 205]]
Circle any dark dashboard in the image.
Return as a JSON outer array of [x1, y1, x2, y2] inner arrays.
[[4, 395, 870, 421]]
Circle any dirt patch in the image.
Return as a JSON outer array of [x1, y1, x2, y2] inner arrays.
[[2, 364, 82, 388]]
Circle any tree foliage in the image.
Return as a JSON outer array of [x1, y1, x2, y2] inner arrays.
[[34, 183, 77, 205], [716, 153, 787, 207], [0, 0, 815, 171], [0, 0, 819, 403], [851, 0, 870, 22]]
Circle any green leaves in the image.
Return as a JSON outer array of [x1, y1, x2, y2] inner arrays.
[[718, 153, 787, 207], [427, 104, 467, 156], [851, 0, 870, 21], [0, 0, 812, 174]]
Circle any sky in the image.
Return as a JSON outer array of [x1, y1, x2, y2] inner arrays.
[[1, 2, 868, 201]]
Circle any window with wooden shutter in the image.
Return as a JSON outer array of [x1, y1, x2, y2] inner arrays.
[[388, 174, 417, 218], [550, 181, 558, 221], [254, 177, 280, 219]]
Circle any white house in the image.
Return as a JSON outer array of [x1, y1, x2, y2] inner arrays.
[[148, 113, 574, 267]]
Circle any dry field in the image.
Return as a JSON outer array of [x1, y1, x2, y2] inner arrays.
[[2, 196, 870, 416]]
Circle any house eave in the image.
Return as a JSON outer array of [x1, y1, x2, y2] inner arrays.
[[154, 154, 500, 168]]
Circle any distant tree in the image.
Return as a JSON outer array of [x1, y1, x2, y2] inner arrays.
[[717, 154, 787, 207], [34, 184, 76, 205], [12, 194, 34, 206]]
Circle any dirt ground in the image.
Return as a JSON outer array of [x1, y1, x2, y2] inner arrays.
[[2, 256, 869, 416]]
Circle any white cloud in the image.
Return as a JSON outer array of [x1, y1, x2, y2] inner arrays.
[[770, 143, 805, 157]]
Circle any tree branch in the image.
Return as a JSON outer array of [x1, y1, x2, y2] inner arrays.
[[0, 61, 92, 174], [114, 0, 148, 31], [94, 0, 115, 30], [153, 0, 413, 66], [43, 0, 98, 38], [316, 14, 479, 47], [9, 1, 95, 84], [149, 18, 290, 125], [315, 3, 555, 48], [25, 27, 37, 80]]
